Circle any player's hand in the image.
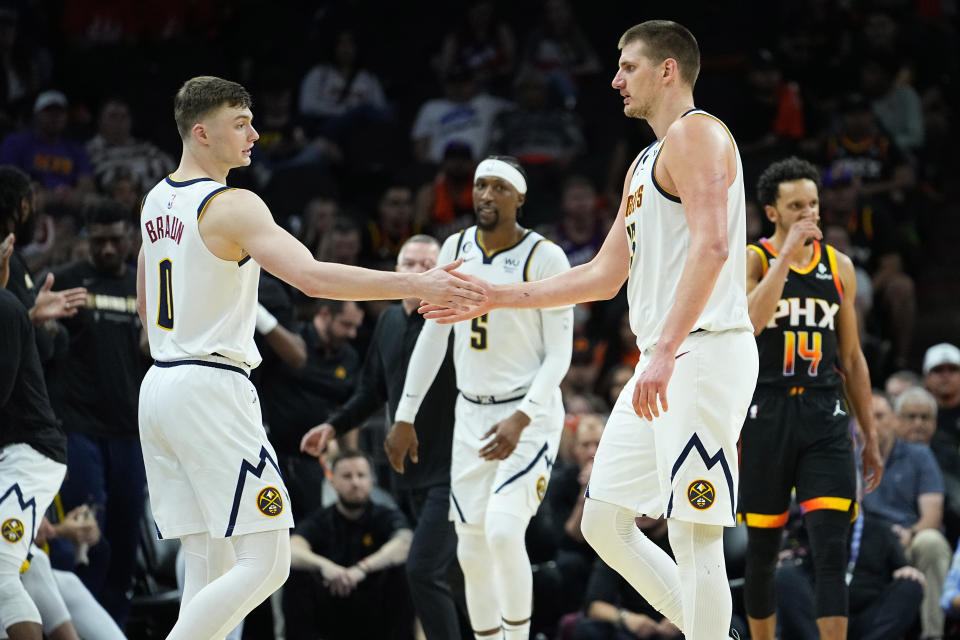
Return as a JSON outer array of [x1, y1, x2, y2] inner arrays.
[[328, 566, 363, 597], [385, 421, 419, 473], [29, 273, 87, 325], [781, 213, 822, 261], [55, 505, 100, 546], [657, 618, 683, 637], [479, 411, 530, 461], [300, 424, 336, 458], [893, 565, 925, 584], [417, 258, 488, 312], [623, 612, 659, 636], [34, 516, 55, 547], [419, 271, 494, 323], [0, 233, 13, 289], [632, 350, 674, 420], [860, 437, 884, 493]]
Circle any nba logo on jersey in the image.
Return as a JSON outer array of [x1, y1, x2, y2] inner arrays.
[[749, 404, 758, 419], [167, 193, 176, 209]]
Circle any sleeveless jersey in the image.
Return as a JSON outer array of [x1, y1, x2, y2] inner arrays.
[[442, 225, 571, 397], [749, 239, 845, 389], [623, 109, 752, 352], [140, 176, 261, 367]]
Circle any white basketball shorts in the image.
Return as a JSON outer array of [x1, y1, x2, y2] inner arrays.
[[449, 389, 564, 526], [0, 444, 65, 573], [588, 329, 758, 526], [139, 357, 293, 539]]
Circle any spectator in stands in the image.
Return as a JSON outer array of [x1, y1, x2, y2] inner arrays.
[[776, 512, 925, 640], [283, 450, 414, 640], [414, 140, 476, 238], [548, 414, 603, 615], [599, 364, 634, 413], [573, 517, 681, 639], [887, 369, 922, 405], [0, 91, 94, 202], [923, 343, 960, 546], [520, 0, 600, 109], [299, 195, 338, 257], [411, 67, 512, 164], [861, 55, 924, 154], [360, 183, 420, 269], [317, 217, 362, 266], [862, 391, 952, 640], [260, 299, 363, 520], [436, 0, 516, 93], [896, 386, 938, 446], [85, 98, 174, 192], [560, 336, 602, 410], [298, 27, 390, 140], [550, 175, 606, 267], [44, 200, 145, 626], [731, 49, 804, 156]]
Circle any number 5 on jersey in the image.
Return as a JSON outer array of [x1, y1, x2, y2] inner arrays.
[[470, 314, 488, 350], [157, 258, 174, 330]]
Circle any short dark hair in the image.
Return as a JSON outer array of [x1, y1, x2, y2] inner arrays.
[[174, 76, 252, 140], [0, 165, 32, 232], [85, 199, 132, 227], [618, 20, 700, 87], [330, 448, 371, 471], [756, 157, 822, 208]]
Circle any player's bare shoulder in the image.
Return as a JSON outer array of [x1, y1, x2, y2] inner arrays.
[[198, 188, 273, 261]]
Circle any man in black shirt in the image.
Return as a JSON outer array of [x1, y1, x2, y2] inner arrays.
[[44, 200, 146, 626], [260, 298, 363, 519], [776, 513, 924, 640], [283, 450, 413, 640], [301, 235, 460, 640], [0, 287, 67, 640]]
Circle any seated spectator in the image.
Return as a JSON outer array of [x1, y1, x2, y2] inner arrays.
[[0, 91, 94, 203], [861, 55, 924, 154], [560, 337, 602, 407], [548, 414, 603, 615], [862, 391, 952, 640], [283, 450, 414, 640], [259, 299, 364, 521], [85, 97, 175, 192], [572, 517, 681, 639], [317, 217, 362, 266], [599, 364, 634, 413], [549, 175, 606, 267], [923, 343, 960, 546], [776, 512, 924, 640], [896, 386, 938, 446], [299, 196, 339, 256], [411, 67, 512, 164], [360, 182, 420, 269], [887, 369, 922, 405], [298, 27, 390, 140], [413, 140, 476, 239], [520, 0, 600, 109], [435, 0, 516, 93]]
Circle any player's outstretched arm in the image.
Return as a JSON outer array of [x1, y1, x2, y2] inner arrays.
[[421, 158, 638, 324], [204, 189, 486, 310], [834, 250, 883, 492]]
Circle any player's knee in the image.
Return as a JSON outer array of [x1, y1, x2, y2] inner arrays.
[[483, 512, 525, 555], [910, 528, 951, 562], [746, 526, 782, 566], [0, 571, 42, 628], [580, 498, 611, 549], [455, 525, 489, 574]]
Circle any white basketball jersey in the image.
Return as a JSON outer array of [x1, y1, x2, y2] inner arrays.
[[140, 176, 261, 367], [623, 110, 752, 352], [440, 226, 571, 397]]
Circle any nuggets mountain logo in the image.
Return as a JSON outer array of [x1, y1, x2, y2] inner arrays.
[[2, 518, 24, 543], [687, 480, 716, 510], [256, 487, 283, 517], [536, 476, 547, 502]]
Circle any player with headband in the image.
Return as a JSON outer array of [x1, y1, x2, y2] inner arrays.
[[388, 155, 573, 640]]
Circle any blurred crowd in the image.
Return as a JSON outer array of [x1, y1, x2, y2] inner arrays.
[[1, 0, 960, 638]]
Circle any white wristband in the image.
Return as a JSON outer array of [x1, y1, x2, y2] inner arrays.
[[255, 304, 279, 334]]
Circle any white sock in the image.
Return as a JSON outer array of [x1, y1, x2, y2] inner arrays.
[[167, 529, 290, 640], [502, 617, 530, 639], [581, 498, 685, 630], [668, 519, 730, 640], [485, 511, 533, 629], [456, 522, 503, 637]]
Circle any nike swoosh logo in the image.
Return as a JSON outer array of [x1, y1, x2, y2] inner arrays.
[[675, 351, 691, 360]]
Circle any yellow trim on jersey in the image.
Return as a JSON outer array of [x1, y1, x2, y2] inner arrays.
[[196, 187, 236, 223], [747, 244, 769, 277], [156, 258, 174, 331], [759, 238, 822, 275], [651, 144, 681, 200], [686, 112, 737, 154], [824, 244, 844, 300], [744, 511, 790, 528], [523, 239, 546, 282], [798, 496, 852, 514]]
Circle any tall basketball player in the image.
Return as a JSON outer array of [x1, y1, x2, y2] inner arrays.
[[136, 76, 485, 640], [421, 21, 757, 639]]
